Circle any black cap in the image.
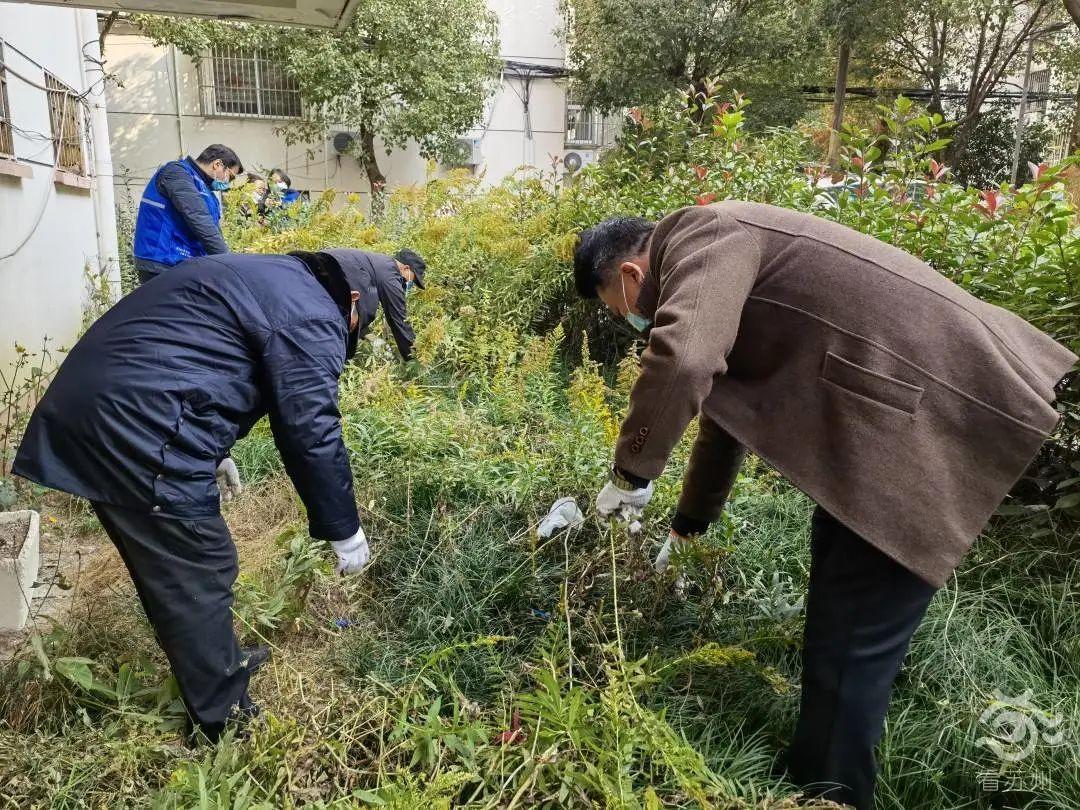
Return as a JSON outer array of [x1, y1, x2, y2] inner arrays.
[[394, 249, 427, 289]]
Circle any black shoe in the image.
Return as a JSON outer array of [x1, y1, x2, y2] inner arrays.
[[239, 645, 271, 674]]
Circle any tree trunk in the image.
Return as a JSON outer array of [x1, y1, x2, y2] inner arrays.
[[947, 112, 979, 168], [358, 125, 387, 216], [1064, 0, 1080, 29], [358, 126, 387, 192], [827, 39, 852, 172]]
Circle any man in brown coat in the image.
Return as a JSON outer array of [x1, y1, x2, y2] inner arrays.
[[574, 201, 1076, 809]]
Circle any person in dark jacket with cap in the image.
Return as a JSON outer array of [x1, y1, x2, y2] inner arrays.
[[133, 144, 243, 284], [347, 248, 427, 360], [13, 248, 388, 741]]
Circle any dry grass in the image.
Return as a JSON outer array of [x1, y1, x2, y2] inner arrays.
[[76, 477, 305, 597]]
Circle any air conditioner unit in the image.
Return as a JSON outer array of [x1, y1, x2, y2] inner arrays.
[[332, 132, 357, 155], [445, 137, 483, 168], [562, 149, 598, 175]]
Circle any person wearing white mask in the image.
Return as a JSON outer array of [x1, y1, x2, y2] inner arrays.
[[269, 168, 302, 206]]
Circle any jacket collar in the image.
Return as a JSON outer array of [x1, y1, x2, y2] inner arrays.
[[288, 251, 359, 358], [185, 156, 214, 187], [637, 268, 661, 319]]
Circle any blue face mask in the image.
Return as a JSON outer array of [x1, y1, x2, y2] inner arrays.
[[625, 311, 652, 333], [405, 280, 415, 293], [210, 164, 232, 191], [621, 273, 651, 333]]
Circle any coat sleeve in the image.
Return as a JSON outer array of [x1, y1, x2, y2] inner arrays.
[[377, 277, 416, 360], [260, 317, 360, 542], [157, 163, 230, 255], [614, 205, 760, 481], [671, 415, 747, 535]]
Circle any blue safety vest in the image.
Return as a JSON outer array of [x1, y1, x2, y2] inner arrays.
[[133, 158, 221, 267]]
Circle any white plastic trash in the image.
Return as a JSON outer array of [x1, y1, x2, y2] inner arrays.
[[537, 497, 585, 539]]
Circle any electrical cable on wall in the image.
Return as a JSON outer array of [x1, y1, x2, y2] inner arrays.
[[0, 36, 102, 263], [0, 180, 54, 262]]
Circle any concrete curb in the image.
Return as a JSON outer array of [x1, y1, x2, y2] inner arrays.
[[0, 510, 41, 631]]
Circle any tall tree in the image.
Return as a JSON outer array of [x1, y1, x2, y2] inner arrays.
[[1065, 0, 1080, 27], [1063, 0, 1080, 153], [135, 0, 499, 190], [819, 0, 906, 169], [560, 0, 820, 125], [877, 0, 1057, 162]]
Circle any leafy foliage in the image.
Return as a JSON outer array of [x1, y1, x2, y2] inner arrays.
[[870, 0, 1072, 162], [134, 0, 500, 185], [954, 104, 1054, 188], [2, 84, 1078, 808], [560, 0, 820, 126]]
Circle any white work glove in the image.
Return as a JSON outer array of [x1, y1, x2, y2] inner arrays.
[[595, 479, 655, 519], [216, 457, 243, 503], [537, 496, 586, 539], [330, 526, 370, 575], [654, 530, 686, 573]]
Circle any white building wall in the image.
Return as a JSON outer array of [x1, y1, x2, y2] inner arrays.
[[0, 3, 119, 374], [105, 0, 578, 209], [474, 0, 568, 181]]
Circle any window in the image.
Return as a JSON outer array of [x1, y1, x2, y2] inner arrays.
[[0, 41, 14, 159], [565, 88, 600, 146], [201, 47, 302, 119], [45, 73, 84, 174], [565, 87, 622, 148], [1027, 68, 1050, 121]]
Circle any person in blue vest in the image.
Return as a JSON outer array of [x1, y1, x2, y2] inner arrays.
[[133, 145, 243, 284], [269, 168, 302, 206]]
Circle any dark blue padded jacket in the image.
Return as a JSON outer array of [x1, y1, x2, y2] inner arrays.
[[14, 252, 361, 542]]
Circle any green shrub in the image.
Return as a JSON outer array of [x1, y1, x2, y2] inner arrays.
[[3, 82, 1077, 809]]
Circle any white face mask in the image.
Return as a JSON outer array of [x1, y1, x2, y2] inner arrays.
[[276, 182, 288, 191], [621, 272, 651, 333]]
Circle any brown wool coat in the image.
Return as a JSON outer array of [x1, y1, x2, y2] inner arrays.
[[617, 201, 1077, 586]]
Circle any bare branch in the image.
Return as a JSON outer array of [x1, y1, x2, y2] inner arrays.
[[99, 11, 119, 57]]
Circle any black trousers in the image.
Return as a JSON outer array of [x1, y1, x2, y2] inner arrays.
[[786, 507, 938, 810], [92, 502, 254, 741]]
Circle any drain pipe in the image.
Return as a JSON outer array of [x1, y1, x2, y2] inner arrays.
[[76, 10, 120, 287], [170, 45, 186, 158]]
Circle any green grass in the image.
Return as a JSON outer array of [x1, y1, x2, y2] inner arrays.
[[3, 125, 1078, 805], [3, 434, 1076, 807]]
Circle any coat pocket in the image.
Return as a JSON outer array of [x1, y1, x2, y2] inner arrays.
[[820, 352, 925, 415]]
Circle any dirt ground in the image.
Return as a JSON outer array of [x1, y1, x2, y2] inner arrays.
[[0, 515, 30, 553], [0, 481, 304, 659], [0, 498, 112, 659]]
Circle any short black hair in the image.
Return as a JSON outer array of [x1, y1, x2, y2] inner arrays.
[[196, 144, 243, 173], [270, 168, 291, 187], [573, 217, 655, 298]]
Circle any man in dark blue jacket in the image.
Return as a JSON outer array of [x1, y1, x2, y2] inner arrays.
[[350, 248, 427, 360], [133, 144, 243, 284], [14, 249, 380, 741]]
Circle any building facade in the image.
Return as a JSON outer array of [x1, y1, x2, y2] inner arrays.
[[0, 1, 120, 374], [104, 0, 618, 210]]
